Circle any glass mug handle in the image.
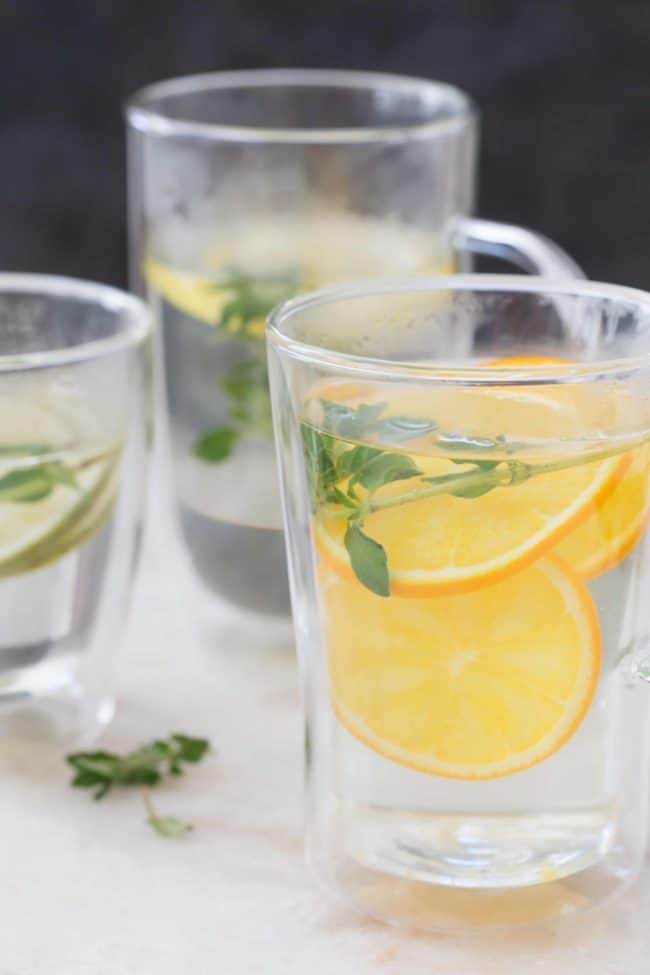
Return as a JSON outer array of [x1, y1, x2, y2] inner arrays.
[[453, 217, 584, 278]]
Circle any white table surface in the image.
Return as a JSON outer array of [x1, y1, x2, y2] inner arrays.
[[2, 503, 650, 975]]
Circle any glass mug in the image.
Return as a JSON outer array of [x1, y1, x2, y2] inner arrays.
[[267, 276, 650, 928], [0, 275, 151, 742], [126, 69, 582, 620]]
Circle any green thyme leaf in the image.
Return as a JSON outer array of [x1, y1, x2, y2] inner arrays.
[[193, 427, 238, 463], [220, 358, 272, 434], [447, 480, 501, 499], [142, 789, 194, 839], [148, 814, 193, 838], [43, 462, 79, 490], [344, 522, 390, 597], [326, 486, 359, 509], [301, 424, 338, 507], [171, 734, 210, 764], [354, 452, 421, 493], [320, 400, 389, 439], [66, 733, 211, 833], [0, 468, 54, 503], [216, 269, 300, 337], [337, 444, 382, 481]]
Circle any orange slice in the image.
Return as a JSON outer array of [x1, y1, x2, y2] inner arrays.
[[487, 356, 650, 578], [555, 445, 650, 577], [320, 554, 601, 779], [315, 447, 624, 596]]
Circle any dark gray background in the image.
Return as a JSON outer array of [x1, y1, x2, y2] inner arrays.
[[1, 0, 648, 287]]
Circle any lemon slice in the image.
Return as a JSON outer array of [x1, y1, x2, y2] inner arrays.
[[320, 555, 601, 779], [143, 258, 226, 325]]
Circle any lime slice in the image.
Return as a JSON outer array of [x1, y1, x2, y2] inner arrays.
[[0, 448, 120, 578]]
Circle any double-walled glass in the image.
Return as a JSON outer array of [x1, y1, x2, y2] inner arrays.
[[126, 69, 581, 621], [0, 275, 151, 743], [268, 276, 650, 928]]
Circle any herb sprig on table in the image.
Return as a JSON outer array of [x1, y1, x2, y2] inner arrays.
[[304, 399, 639, 598], [66, 733, 210, 838], [193, 269, 299, 464]]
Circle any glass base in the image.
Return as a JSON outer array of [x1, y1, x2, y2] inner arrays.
[[308, 800, 641, 929], [312, 851, 638, 931], [0, 654, 114, 745], [339, 803, 614, 889]]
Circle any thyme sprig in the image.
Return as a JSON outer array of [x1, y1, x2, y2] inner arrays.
[[303, 399, 638, 597]]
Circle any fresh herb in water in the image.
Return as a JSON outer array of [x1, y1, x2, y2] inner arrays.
[[193, 269, 298, 463], [0, 445, 81, 504], [304, 399, 638, 597]]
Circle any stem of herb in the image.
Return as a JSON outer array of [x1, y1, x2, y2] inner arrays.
[[323, 437, 642, 520]]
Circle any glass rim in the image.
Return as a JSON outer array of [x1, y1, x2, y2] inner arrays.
[[266, 274, 650, 385], [0, 273, 153, 374], [124, 67, 475, 144]]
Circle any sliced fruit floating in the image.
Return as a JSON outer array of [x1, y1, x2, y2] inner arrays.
[[320, 555, 601, 779], [0, 447, 121, 578], [554, 443, 650, 577]]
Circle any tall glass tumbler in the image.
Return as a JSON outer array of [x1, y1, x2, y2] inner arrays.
[[0, 275, 151, 743], [126, 69, 581, 620], [268, 276, 650, 928]]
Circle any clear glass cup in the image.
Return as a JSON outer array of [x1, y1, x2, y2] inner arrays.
[[0, 275, 152, 743], [267, 275, 650, 928], [125, 69, 582, 621]]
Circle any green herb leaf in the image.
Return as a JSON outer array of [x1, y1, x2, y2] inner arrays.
[[422, 467, 504, 500], [355, 452, 421, 493], [148, 814, 193, 838], [337, 444, 383, 480], [45, 462, 79, 489], [321, 400, 388, 439], [344, 522, 390, 597], [447, 480, 501, 499], [216, 269, 300, 337], [0, 468, 54, 502], [326, 486, 359, 509], [301, 424, 338, 507], [220, 358, 272, 435], [171, 734, 210, 764], [193, 427, 238, 463], [66, 733, 211, 835]]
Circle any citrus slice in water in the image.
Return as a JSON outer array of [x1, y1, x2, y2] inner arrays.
[[311, 362, 628, 595], [0, 452, 115, 577], [320, 555, 601, 779], [143, 258, 226, 326], [486, 357, 650, 578], [315, 448, 624, 596], [555, 444, 650, 577]]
